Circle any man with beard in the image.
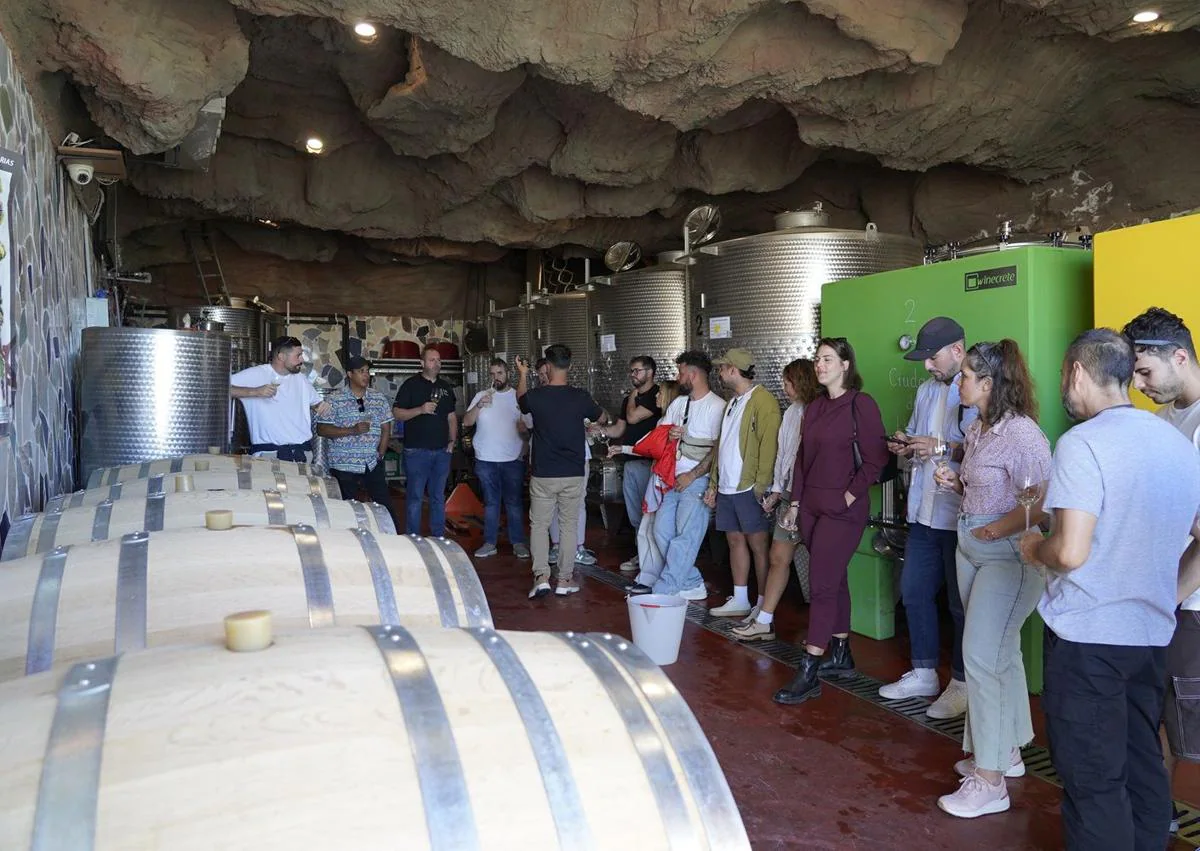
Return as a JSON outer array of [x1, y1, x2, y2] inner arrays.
[[315, 356, 398, 528], [463, 358, 531, 559], [878, 317, 974, 720], [1020, 328, 1200, 851], [600, 356, 663, 572], [1122, 307, 1200, 832], [393, 345, 458, 538], [231, 335, 331, 462]]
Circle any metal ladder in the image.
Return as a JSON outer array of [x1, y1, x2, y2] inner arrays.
[[184, 226, 231, 303]]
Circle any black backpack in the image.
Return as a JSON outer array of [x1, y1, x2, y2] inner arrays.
[[850, 393, 899, 485]]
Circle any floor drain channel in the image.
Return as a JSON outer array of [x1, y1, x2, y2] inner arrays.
[[582, 564, 1200, 844]]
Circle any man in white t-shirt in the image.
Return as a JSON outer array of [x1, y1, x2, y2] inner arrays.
[[1123, 307, 1200, 820], [464, 358, 532, 560], [231, 335, 330, 461], [627, 350, 724, 598]]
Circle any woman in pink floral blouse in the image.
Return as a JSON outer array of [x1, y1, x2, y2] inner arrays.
[[932, 339, 1051, 819]]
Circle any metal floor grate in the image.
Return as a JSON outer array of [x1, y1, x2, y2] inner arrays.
[[581, 564, 1200, 845]]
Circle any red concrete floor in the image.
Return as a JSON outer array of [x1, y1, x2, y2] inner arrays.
[[389, 485, 1196, 850]]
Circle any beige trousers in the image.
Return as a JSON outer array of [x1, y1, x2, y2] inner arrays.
[[530, 476, 585, 581]]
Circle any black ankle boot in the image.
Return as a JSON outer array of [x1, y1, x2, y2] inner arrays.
[[818, 636, 855, 679], [773, 652, 822, 705]]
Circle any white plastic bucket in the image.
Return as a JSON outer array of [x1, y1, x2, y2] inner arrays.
[[626, 594, 688, 666]]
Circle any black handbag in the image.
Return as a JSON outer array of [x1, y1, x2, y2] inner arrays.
[[850, 393, 899, 485]]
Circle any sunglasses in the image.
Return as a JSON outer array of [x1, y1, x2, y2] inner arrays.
[[356, 397, 365, 412]]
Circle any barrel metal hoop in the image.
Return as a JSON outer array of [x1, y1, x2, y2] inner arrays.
[[368, 501, 395, 534], [237, 468, 252, 490], [590, 633, 750, 848], [69, 490, 87, 509], [26, 547, 71, 674], [45, 495, 65, 514], [350, 499, 369, 530], [36, 510, 64, 554], [263, 490, 287, 525], [309, 493, 331, 529], [89, 501, 113, 542], [324, 475, 342, 500], [307, 475, 322, 495], [147, 475, 164, 496], [144, 493, 166, 532], [466, 628, 592, 849], [3, 513, 37, 561], [352, 528, 400, 625], [31, 657, 119, 851], [366, 625, 480, 851], [274, 471, 288, 493], [271, 458, 281, 473], [408, 535, 459, 627], [169, 458, 183, 473], [115, 532, 150, 653], [107, 481, 124, 501], [555, 632, 698, 850], [291, 524, 334, 627], [298, 462, 310, 477], [137, 461, 151, 479], [428, 538, 492, 628]]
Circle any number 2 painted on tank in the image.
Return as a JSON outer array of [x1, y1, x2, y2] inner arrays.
[[904, 299, 917, 324]]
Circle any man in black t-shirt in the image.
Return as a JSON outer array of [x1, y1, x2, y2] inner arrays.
[[518, 343, 609, 599], [392, 345, 458, 537], [601, 356, 662, 571]]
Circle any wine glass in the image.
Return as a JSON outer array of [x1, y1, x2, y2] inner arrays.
[[931, 440, 953, 493], [429, 386, 445, 408], [1012, 457, 1043, 531]]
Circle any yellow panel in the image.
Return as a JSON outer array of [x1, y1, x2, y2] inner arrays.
[[1094, 212, 1200, 410]]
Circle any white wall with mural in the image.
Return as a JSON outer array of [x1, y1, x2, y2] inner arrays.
[[0, 28, 95, 534]]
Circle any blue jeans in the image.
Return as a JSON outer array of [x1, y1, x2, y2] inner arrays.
[[404, 448, 451, 536], [475, 459, 527, 546], [638, 474, 710, 595], [622, 459, 652, 530], [901, 522, 966, 680]]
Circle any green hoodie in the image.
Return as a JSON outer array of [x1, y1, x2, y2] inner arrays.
[[707, 385, 781, 498]]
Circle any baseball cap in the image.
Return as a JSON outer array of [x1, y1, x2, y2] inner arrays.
[[345, 355, 371, 371], [713, 348, 755, 371], [904, 317, 965, 361]]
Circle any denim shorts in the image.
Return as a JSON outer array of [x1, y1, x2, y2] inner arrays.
[[715, 489, 772, 534]]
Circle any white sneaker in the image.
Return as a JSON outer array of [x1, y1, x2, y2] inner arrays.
[[710, 596, 751, 618], [528, 579, 551, 599], [620, 555, 640, 573], [555, 581, 580, 596], [879, 669, 940, 700], [937, 772, 1010, 819], [954, 747, 1025, 779], [678, 584, 708, 601], [927, 679, 969, 720]]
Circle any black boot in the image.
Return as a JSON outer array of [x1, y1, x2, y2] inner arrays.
[[818, 636, 855, 679], [773, 652, 822, 705]]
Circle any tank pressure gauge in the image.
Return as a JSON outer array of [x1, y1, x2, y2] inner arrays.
[[899, 334, 915, 353]]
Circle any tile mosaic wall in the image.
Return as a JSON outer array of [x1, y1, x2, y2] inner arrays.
[[0, 30, 95, 534]]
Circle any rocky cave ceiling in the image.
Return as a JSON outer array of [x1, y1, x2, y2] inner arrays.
[[2, 0, 1199, 282]]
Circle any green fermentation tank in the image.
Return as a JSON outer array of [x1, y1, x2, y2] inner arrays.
[[822, 243, 1094, 693]]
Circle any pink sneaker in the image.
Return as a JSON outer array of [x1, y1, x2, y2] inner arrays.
[[937, 772, 1010, 819], [954, 747, 1025, 779]]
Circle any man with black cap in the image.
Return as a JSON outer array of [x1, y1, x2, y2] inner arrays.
[[316, 356, 398, 527], [231, 335, 331, 462], [706, 347, 781, 619], [878, 316, 976, 721]]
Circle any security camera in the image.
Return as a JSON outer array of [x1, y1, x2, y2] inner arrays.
[[67, 163, 94, 185]]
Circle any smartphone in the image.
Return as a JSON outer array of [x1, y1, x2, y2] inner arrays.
[[885, 435, 912, 445]]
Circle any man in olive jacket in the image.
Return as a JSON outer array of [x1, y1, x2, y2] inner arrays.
[[705, 348, 781, 618]]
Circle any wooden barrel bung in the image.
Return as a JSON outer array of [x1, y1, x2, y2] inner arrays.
[[0, 627, 750, 850], [175, 474, 194, 493], [207, 445, 221, 454], [194, 460, 211, 472], [205, 509, 234, 530], [224, 610, 272, 652]]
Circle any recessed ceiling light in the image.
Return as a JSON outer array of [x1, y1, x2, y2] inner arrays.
[[305, 137, 324, 155], [353, 22, 377, 40], [1132, 10, 1160, 23]]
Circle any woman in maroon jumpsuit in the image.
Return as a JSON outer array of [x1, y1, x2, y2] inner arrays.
[[775, 337, 888, 705]]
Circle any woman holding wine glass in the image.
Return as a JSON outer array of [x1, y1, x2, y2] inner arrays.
[[931, 339, 1051, 819]]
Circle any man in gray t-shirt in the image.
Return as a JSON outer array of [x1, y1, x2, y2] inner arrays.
[[1021, 329, 1200, 851]]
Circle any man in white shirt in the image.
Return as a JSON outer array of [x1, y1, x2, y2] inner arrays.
[[1123, 307, 1200, 820], [627, 350, 724, 599], [464, 358, 531, 560], [879, 316, 975, 721], [230, 335, 330, 461]]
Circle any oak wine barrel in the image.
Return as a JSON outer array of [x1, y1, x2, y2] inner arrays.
[[0, 626, 749, 850], [0, 525, 489, 681], [51, 469, 342, 510], [2, 490, 395, 561], [86, 453, 313, 489]]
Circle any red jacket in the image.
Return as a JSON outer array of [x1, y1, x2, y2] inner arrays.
[[631, 423, 677, 490]]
